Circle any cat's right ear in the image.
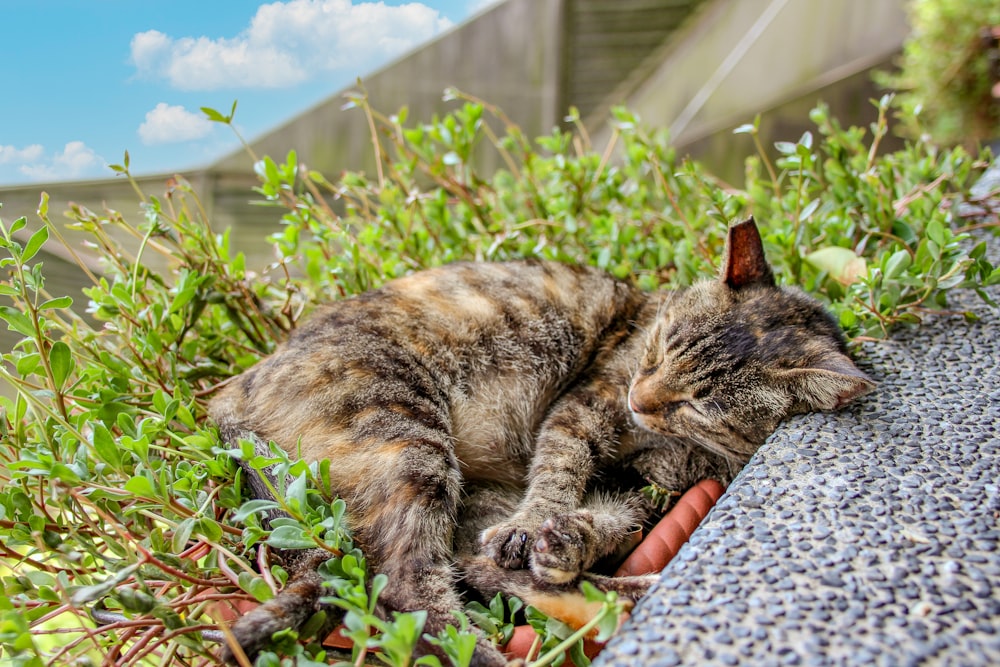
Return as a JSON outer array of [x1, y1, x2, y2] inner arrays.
[[722, 218, 775, 289], [778, 352, 876, 410]]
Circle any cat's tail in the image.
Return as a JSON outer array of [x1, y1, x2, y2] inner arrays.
[[212, 420, 333, 663], [219, 550, 341, 664]]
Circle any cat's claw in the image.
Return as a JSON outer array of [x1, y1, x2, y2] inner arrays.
[[481, 523, 533, 569]]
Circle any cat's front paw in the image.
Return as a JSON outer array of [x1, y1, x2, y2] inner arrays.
[[529, 511, 596, 585], [481, 520, 535, 570]]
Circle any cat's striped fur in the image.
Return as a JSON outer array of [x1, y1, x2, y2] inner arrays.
[[210, 219, 874, 664]]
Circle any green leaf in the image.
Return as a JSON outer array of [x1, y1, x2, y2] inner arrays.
[[118, 588, 157, 613], [8, 216, 28, 236], [465, 605, 498, 636], [69, 562, 141, 605], [774, 141, 797, 155], [569, 637, 591, 667], [0, 306, 36, 337], [805, 247, 867, 285], [39, 295, 73, 310], [369, 573, 388, 612], [90, 422, 121, 468], [285, 472, 309, 513], [298, 609, 329, 641], [594, 604, 620, 642], [172, 517, 195, 552], [231, 498, 281, 522], [194, 517, 223, 542], [15, 353, 41, 377], [839, 308, 858, 329], [884, 249, 912, 280], [938, 273, 965, 289], [243, 573, 275, 602], [124, 475, 157, 498], [48, 341, 73, 389], [201, 106, 229, 123], [21, 226, 49, 263], [50, 462, 82, 484], [798, 198, 820, 221], [925, 219, 947, 246], [987, 267, 1000, 286], [266, 525, 316, 550]]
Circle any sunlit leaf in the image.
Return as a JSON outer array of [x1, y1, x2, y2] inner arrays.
[[806, 247, 868, 285]]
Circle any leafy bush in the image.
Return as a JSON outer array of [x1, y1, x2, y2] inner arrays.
[[876, 0, 1000, 146], [0, 90, 997, 666]]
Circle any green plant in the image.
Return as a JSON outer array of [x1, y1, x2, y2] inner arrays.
[[876, 0, 1000, 146], [0, 89, 997, 666], [464, 594, 522, 649], [735, 96, 998, 337], [522, 583, 626, 667]]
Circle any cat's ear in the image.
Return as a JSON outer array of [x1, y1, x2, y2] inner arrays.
[[722, 217, 775, 289], [777, 353, 876, 410]]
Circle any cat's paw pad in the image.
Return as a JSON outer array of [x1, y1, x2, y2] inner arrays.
[[481, 522, 533, 569], [529, 511, 595, 585]]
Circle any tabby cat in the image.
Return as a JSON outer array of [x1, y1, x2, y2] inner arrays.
[[210, 219, 874, 665]]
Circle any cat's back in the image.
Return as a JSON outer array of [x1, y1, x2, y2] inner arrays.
[[336, 259, 623, 332], [276, 259, 633, 357], [210, 260, 644, 466]]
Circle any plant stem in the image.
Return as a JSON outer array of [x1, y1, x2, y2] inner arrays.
[[528, 602, 612, 667]]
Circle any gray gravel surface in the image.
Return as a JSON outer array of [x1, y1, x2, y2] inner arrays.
[[597, 249, 1000, 665]]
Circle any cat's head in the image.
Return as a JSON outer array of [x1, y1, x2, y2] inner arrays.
[[628, 218, 875, 460]]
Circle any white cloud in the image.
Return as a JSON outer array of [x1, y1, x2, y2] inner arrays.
[[56, 141, 101, 173], [0, 144, 45, 164], [130, 29, 173, 74], [4, 142, 105, 182], [130, 0, 453, 91], [139, 103, 215, 145]]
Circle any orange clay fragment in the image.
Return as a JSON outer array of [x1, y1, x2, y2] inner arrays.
[[615, 479, 725, 577]]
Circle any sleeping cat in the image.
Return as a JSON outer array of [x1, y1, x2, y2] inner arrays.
[[210, 218, 874, 665]]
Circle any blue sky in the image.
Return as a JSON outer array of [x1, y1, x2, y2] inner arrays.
[[1, 0, 495, 185]]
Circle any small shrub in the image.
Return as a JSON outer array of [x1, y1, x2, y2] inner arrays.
[[876, 0, 1000, 146], [0, 91, 997, 666]]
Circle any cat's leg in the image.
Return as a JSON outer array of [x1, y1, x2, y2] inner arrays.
[[345, 439, 511, 667], [458, 486, 656, 632], [481, 379, 625, 574], [455, 482, 521, 559], [529, 493, 646, 585], [464, 483, 650, 588], [220, 428, 510, 666]]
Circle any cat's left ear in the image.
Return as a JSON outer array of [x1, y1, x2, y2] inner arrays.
[[723, 217, 775, 289], [777, 353, 876, 410]]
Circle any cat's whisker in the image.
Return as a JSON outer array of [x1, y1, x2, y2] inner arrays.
[[686, 431, 747, 467]]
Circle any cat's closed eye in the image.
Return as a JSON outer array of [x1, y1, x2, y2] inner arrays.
[[661, 400, 689, 416]]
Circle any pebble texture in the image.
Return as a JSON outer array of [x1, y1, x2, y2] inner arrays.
[[597, 240, 1000, 665]]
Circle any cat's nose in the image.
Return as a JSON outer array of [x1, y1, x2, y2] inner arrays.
[[628, 389, 651, 414]]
